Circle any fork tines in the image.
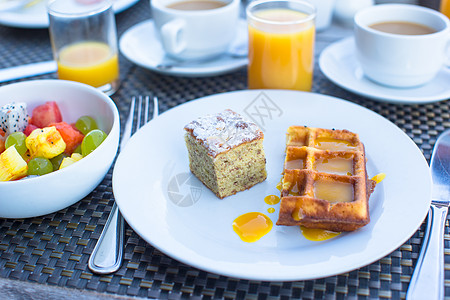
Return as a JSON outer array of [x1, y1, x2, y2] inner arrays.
[[131, 95, 159, 132]]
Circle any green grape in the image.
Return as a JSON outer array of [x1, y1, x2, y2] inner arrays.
[[28, 157, 53, 176], [50, 153, 68, 171], [75, 116, 98, 135], [5, 132, 27, 156], [81, 129, 107, 156]]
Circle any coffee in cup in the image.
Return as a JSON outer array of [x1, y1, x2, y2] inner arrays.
[[354, 4, 450, 88], [368, 21, 436, 35], [151, 0, 240, 60]]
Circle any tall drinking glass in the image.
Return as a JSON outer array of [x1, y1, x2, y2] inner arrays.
[[246, 0, 316, 91], [441, 0, 450, 19], [47, 0, 120, 96]]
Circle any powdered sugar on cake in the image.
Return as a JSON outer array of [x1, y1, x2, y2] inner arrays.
[[184, 109, 263, 157]]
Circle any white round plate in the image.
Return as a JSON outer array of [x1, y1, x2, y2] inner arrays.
[[319, 37, 450, 104], [119, 19, 248, 77], [0, 0, 139, 29], [113, 90, 431, 281]]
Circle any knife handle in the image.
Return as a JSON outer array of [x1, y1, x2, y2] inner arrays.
[[406, 205, 447, 300], [0, 61, 57, 83], [88, 202, 124, 274]]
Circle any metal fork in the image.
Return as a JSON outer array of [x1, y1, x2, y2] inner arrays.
[[88, 95, 159, 274]]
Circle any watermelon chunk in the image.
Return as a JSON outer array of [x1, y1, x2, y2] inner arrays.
[[0, 129, 5, 154], [30, 101, 62, 128], [24, 124, 38, 136], [49, 122, 84, 154]]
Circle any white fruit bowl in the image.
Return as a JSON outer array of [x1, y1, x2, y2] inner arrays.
[[0, 80, 120, 218]]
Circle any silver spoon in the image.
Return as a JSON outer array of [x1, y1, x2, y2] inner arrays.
[[156, 43, 247, 70]]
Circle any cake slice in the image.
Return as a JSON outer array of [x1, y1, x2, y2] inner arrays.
[[184, 109, 267, 199]]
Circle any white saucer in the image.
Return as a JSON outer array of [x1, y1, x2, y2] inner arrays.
[[119, 19, 248, 77], [319, 37, 450, 104], [0, 0, 139, 29]]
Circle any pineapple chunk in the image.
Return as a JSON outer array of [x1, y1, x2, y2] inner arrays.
[[0, 146, 28, 181], [26, 126, 66, 159], [59, 153, 83, 170]]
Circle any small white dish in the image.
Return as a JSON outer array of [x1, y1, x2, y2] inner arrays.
[[113, 90, 431, 281], [0, 0, 36, 12], [0, 80, 120, 219], [119, 19, 248, 77], [0, 0, 139, 28], [319, 37, 450, 104]]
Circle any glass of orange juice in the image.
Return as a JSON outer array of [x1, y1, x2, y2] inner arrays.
[[47, 0, 120, 96], [246, 0, 316, 91], [441, 0, 450, 19]]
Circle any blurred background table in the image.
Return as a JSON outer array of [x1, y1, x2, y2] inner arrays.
[[0, 0, 449, 299]]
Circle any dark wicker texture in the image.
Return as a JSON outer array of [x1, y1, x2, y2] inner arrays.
[[0, 0, 448, 299]]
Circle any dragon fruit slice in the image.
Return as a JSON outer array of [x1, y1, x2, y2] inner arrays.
[[0, 102, 29, 137]]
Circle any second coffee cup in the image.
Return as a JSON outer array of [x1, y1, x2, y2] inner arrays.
[[151, 0, 240, 60], [354, 4, 450, 88]]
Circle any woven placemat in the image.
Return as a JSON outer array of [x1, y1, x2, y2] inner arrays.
[[0, 1, 449, 299]]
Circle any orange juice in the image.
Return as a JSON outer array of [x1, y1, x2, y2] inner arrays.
[[57, 41, 119, 88], [441, 0, 450, 19], [248, 8, 315, 91]]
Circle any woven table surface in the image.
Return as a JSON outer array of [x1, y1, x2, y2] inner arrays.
[[0, 0, 449, 299]]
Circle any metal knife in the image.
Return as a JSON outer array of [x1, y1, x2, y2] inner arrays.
[[406, 129, 450, 300], [0, 61, 57, 83]]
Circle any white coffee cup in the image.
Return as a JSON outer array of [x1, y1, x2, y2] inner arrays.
[[354, 4, 450, 88], [305, 0, 335, 31], [151, 0, 240, 60]]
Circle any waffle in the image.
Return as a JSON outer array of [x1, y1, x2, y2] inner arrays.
[[276, 126, 376, 232]]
